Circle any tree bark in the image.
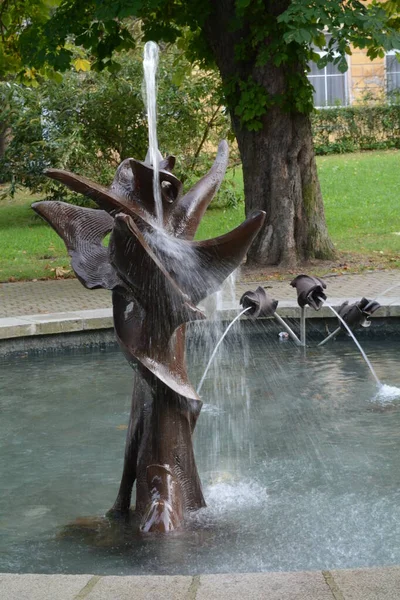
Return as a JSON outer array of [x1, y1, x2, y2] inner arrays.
[[204, 0, 336, 267], [233, 108, 335, 266]]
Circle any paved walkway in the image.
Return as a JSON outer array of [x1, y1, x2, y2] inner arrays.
[[2, 566, 400, 600], [1, 270, 399, 318]]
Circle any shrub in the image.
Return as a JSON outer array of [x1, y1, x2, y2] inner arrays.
[[0, 46, 230, 203], [312, 105, 400, 155]]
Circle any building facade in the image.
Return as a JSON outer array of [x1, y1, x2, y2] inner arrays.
[[308, 40, 399, 107]]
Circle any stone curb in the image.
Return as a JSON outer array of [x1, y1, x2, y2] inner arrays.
[[1, 300, 399, 341], [1, 567, 400, 599], [0, 308, 113, 341]]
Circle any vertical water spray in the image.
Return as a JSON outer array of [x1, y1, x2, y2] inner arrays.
[[143, 41, 163, 224]]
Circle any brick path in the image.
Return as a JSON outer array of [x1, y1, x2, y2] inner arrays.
[[0, 270, 399, 318]]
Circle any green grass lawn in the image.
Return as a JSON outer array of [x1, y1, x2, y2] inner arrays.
[[197, 150, 400, 257], [0, 190, 71, 281], [319, 151, 400, 255], [1, 149, 399, 282]]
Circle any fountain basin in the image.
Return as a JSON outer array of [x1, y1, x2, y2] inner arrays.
[[1, 325, 400, 576]]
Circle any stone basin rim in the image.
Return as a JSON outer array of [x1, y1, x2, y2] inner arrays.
[[1, 299, 400, 343]]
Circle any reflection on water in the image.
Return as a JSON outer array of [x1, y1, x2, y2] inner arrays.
[[1, 333, 400, 575]]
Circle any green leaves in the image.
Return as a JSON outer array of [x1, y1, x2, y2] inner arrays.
[[2, 0, 400, 132], [283, 28, 312, 45], [233, 78, 271, 131], [312, 105, 400, 156]]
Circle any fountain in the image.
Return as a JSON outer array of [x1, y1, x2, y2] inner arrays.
[[30, 42, 270, 533], [3, 43, 400, 579], [239, 277, 400, 399], [32, 143, 265, 533]]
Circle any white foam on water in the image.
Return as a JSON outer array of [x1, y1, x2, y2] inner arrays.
[[187, 479, 267, 530], [205, 480, 267, 514], [23, 506, 51, 518], [201, 403, 223, 415], [374, 384, 400, 404]]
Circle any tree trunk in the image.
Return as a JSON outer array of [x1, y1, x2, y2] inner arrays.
[[233, 109, 335, 266], [204, 0, 336, 267]]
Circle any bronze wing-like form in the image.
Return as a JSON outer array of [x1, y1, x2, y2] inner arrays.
[[36, 141, 265, 400]]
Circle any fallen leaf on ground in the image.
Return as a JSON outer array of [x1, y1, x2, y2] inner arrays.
[[51, 266, 71, 278]]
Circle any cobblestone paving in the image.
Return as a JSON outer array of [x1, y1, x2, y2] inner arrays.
[[0, 270, 399, 318], [238, 269, 400, 301], [0, 279, 112, 317]]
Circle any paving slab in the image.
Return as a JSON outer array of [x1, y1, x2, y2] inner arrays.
[[330, 566, 400, 600], [0, 317, 36, 339], [196, 571, 334, 600], [0, 279, 112, 318], [84, 574, 192, 600], [0, 573, 93, 600], [0, 309, 113, 341]]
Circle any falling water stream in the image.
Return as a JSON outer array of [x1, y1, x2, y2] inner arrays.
[[323, 302, 400, 401], [197, 307, 251, 395], [143, 41, 163, 224], [324, 302, 381, 386]]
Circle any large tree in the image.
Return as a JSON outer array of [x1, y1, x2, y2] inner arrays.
[[11, 0, 400, 266]]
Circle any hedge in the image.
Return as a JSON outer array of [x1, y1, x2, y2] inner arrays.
[[311, 105, 400, 155]]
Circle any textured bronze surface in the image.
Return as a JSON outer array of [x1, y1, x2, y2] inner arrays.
[[338, 297, 381, 330], [290, 274, 327, 310], [33, 142, 265, 533], [240, 286, 278, 319]]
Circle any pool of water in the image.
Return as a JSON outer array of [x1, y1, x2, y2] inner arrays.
[[1, 331, 400, 575]]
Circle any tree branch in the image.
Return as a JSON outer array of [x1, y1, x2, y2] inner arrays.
[[190, 102, 222, 172]]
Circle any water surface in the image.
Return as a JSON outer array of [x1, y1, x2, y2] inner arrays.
[[1, 333, 400, 575]]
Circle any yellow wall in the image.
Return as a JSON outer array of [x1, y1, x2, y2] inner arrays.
[[349, 48, 386, 104]]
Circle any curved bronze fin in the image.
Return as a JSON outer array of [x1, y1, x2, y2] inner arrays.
[[44, 168, 150, 224], [112, 293, 200, 400], [129, 160, 183, 217], [140, 464, 183, 533], [169, 140, 229, 240], [108, 158, 136, 203], [32, 201, 121, 290], [159, 155, 176, 172], [122, 209, 266, 305]]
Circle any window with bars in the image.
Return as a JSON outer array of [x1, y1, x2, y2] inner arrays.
[[386, 51, 400, 100], [307, 34, 349, 108]]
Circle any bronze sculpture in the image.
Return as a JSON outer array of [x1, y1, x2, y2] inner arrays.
[[290, 274, 327, 310], [32, 141, 266, 533], [338, 298, 381, 331], [240, 286, 278, 319]]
